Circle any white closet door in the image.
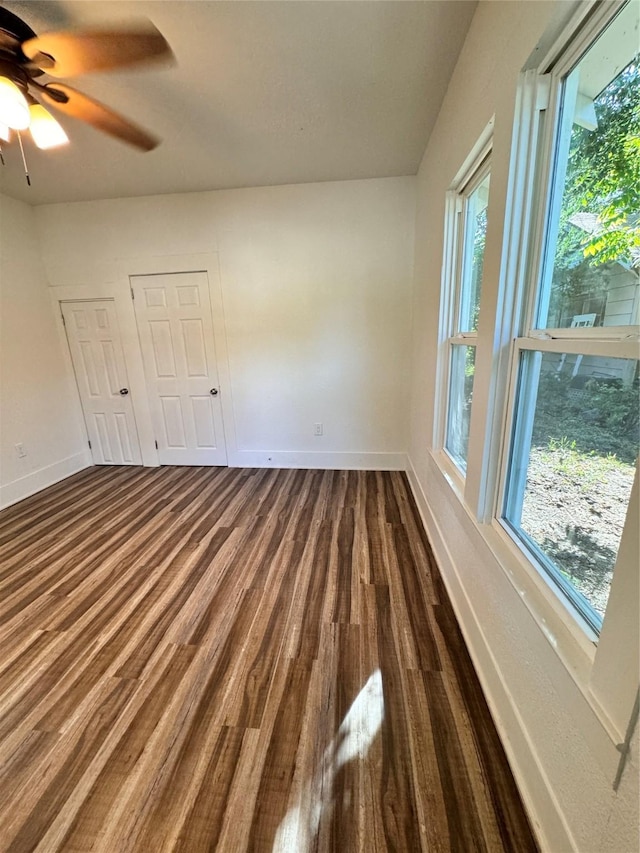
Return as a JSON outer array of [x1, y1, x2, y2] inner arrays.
[[62, 300, 142, 465], [131, 271, 227, 466]]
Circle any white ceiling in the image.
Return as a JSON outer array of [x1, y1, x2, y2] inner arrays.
[[0, 0, 477, 205]]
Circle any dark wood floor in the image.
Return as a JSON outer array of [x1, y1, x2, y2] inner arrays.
[[0, 466, 537, 852]]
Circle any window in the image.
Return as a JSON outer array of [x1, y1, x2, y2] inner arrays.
[[441, 157, 491, 474], [500, 3, 639, 634]]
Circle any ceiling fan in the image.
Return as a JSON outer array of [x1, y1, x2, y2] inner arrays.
[[0, 5, 172, 181]]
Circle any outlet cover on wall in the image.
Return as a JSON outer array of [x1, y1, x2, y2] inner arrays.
[[314, 423, 323, 436], [14, 443, 27, 458]]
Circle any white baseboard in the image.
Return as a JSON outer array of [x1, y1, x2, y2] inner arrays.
[[0, 451, 92, 510], [226, 450, 407, 471], [406, 457, 575, 853]]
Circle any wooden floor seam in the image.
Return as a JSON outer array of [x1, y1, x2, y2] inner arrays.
[[0, 466, 538, 852]]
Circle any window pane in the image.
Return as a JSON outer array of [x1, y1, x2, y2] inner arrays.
[[445, 344, 476, 472], [539, 9, 640, 329], [504, 350, 639, 628], [459, 173, 490, 333]]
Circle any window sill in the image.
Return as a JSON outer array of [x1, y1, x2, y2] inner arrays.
[[428, 447, 626, 753], [480, 521, 625, 751], [433, 448, 466, 496]]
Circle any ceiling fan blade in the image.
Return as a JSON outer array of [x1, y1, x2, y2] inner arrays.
[[21, 21, 171, 78], [41, 83, 159, 151]]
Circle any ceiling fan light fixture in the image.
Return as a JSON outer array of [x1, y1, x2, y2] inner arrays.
[[28, 102, 69, 149], [0, 8, 170, 166], [0, 76, 29, 130]]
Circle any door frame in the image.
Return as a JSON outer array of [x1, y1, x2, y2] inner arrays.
[[130, 269, 228, 466], [60, 298, 143, 466], [51, 254, 235, 468], [124, 254, 235, 466], [52, 284, 158, 466]]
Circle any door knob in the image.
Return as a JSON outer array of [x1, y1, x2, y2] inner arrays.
[[210, 388, 219, 396], [119, 388, 129, 396]]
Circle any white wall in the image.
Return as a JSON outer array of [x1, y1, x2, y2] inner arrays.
[[0, 194, 89, 508], [408, 2, 638, 851], [35, 177, 415, 469]]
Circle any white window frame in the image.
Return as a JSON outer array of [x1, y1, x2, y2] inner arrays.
[[435, 129, 493, 486], [483, 0, 639, 742]]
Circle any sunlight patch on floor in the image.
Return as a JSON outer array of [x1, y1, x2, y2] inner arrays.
[[272, 668, 384, 852]]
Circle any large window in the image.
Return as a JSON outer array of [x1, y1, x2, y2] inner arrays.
[[500, 3, 639, 634], [442, 158, 491, 474]]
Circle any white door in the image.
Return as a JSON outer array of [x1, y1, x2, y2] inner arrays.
[[131, 271, 227, 466], [62, 300, 142, 465]]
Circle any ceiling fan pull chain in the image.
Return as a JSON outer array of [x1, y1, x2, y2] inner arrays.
[[16, 131, 31, 186]]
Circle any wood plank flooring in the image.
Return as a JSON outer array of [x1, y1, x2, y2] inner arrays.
[[0, 466, 538, 852]]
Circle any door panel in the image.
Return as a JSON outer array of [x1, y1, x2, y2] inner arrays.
[[62, 300, 142, 465], [161, 396, 187, 447], [149, 321, 176, 376], [181, 319, 208, 376], [132, 271, 227, 465]]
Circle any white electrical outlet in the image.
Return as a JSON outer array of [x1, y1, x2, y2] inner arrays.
[[15, 443, 27, 458], [314, 423, 323, 436]]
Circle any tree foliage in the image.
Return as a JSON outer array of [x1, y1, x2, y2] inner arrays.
[[555, 57, 640, 274]]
